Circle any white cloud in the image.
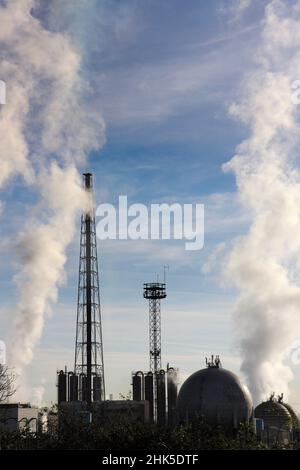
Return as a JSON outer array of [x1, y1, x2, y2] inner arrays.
[[233, 0, 252, 21], [218, 0, 253, 23]]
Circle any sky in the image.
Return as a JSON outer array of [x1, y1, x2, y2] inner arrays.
[[2, 0, 300, 409]]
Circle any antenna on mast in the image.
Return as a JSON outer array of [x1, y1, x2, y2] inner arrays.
[[164, 264, 169, 284]]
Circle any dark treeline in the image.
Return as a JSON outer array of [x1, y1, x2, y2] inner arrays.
[[0, 416, 298, 450]]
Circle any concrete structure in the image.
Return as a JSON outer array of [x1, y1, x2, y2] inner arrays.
[[58, 400, 149, 424], [93, 400, 150, 423], [0, 403, 38, 432]]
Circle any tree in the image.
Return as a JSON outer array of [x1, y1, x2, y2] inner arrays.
[[0, 364, 16, 403]]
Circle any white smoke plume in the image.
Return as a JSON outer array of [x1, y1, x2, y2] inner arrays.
[[224, 0, 300, 404], [0, 0, 105, 397], [31, 384, 45, 408]]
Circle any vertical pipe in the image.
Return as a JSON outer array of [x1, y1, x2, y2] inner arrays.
[[167, 367, 177, 427], [84, 173, 92, 406], [58, 370, 67, 404], [145, 372, 154, 423], [157, 370, 166, 426]]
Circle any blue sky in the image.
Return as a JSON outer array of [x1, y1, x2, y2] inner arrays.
[[2, 0, 300, 408]]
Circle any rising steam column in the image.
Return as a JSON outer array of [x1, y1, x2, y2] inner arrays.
[[74, 173, 105, 405]]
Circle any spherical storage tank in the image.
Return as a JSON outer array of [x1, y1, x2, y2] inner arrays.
[[254, 394, 299, 431], [254, 398, 291, 430], [281, 402, 300, 430], [177, 357, 253, 429]]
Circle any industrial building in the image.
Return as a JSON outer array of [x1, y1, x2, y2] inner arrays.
[[58, 399, 150, 425], [0, 403, 38, 433], [93, 400, 150, 423]]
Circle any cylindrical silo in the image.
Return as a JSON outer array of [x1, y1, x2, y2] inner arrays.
[[157, 370, 166, 426], [81, 374, 88, 402], [132, 372, 144, 401], [93, 376, 102, 401], [145, 372, 154, 422], [58, 370, 67, 404], [167, 367, 178, 426], [68, 372, 79, 402]]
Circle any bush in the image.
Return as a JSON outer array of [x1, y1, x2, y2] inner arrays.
[[0, 416, 271, 450]]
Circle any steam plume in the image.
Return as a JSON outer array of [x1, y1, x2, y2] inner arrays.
[[0, 0, 105, 396], [224, 0, 300, 403]]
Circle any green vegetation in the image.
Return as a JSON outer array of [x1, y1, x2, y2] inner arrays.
[[0, 416, 293, 450]]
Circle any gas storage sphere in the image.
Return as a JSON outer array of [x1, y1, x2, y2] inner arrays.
[[254, 394, 299, 431], [177, 362, 253, 429], [254, 399, 291, 430]]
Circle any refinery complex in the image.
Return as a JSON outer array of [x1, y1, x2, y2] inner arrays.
[[0, 172, 299, 447]]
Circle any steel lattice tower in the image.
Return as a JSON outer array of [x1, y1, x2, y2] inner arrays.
[[143, 283, 167, 373], [74, 173, 105, 405]]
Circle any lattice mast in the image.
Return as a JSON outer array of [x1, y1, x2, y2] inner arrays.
[[143, 283, 167, 373], [74, 173, 105, 404]]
